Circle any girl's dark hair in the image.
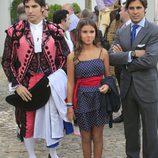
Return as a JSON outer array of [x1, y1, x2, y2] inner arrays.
[[23, 0, 46, 7], [74, 18, 100, 61], [125, 0, 147, 9]]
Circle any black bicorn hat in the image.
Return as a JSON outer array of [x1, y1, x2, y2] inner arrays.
[[6, 76, 51, 111]]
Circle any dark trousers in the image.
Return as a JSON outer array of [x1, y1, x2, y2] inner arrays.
[[122, 81, 158, 158]]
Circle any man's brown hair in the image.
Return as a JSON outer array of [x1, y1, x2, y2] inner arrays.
[[23, 0, 46, 7], [125, 0, 147, 9]]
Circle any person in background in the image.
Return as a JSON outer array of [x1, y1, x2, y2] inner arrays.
[[93, 5, 99, 25], [80, 8, 94, 19], [53, 9, 74, 53], [62, 3, 79, 33], [95, 0, 118, 37], [62, 3, 79, 47], [67, 18, 110, 158], [1, 0, 70, 158], [17, 2, 27, 21], [119, 2, 131, 27], [109, 0, 158, 157], [113, 2, 131, 123], [43, 3, 49, 19]]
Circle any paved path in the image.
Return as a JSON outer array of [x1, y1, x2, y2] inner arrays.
[[0, 63, 126, 158]]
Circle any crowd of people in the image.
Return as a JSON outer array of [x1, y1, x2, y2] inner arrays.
[[1, 0, 158, 158]]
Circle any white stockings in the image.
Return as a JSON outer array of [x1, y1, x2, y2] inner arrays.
[[49, 148, 59, 158], [24, 138, 59, 158], [24, 138, 36, 158]]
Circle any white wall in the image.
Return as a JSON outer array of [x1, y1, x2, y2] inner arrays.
[[0, 0, 11, 57], [145, 0, 155, 22], [154, 0, 158, 24], [92, 0, 97, 10]]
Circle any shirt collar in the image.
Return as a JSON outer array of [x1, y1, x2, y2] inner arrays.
[[30, 20, 43, 29], [125, 19, 131, 26], [131, 17, 146, 28]]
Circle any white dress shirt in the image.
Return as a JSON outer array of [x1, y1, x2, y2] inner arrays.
[[30, 20, 43, 53], [64, 31, 74, 52]]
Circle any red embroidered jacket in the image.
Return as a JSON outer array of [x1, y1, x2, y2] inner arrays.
[[1, 20, 70, 87]]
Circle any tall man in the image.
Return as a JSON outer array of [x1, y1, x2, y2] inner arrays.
[[109, 0, 158, 157], [1, 0, 69, 158]]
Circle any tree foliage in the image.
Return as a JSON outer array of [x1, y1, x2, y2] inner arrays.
[[47, 4, 62, 21], [11, 0, 22, 24], [72, 3, 81, 15]]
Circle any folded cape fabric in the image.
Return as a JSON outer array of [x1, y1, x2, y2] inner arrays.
[[6, 76, 51, 111]]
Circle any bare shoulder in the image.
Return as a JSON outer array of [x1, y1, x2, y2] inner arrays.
[[67, 52, 75, 60]]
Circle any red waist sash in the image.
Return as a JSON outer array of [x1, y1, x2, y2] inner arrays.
[[73, 75, 103, 111]]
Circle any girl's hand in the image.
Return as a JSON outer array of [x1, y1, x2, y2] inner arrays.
[[67, 107, 74, 122], [99, 84, 109, 94]]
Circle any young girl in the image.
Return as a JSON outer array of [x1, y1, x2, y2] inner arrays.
[[66, 18, 110, 158]]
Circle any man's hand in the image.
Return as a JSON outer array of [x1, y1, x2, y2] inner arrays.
[[112, 44, 123, 53], [16, 85, 32, 102], [135, 50, 145, 58]]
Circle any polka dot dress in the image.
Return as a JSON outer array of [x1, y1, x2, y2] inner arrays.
[[75, 58, 109, 131]]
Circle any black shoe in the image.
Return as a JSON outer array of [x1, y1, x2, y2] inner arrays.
[[48, 154, 51, 158], [17, 131, 24, 142], [113, 114, 123, 123]]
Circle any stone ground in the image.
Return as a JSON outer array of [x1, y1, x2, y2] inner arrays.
[[0, 62, 127, 158]]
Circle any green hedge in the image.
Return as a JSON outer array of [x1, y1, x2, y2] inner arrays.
[[72, 3, 81, 15], [47, 4, 62, 21], [11, 0, 22, 24]]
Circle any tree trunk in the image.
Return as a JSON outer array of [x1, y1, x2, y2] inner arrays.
[[85, 0, 92, 10]]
